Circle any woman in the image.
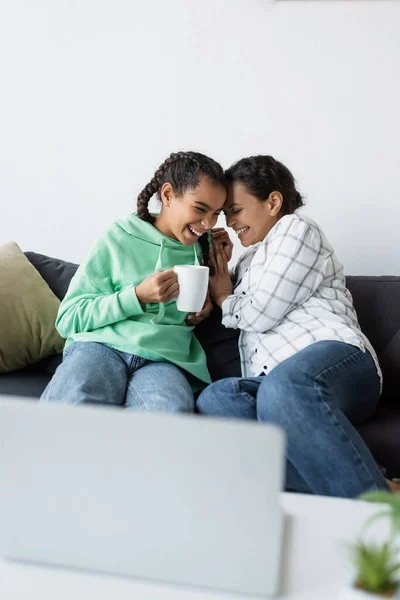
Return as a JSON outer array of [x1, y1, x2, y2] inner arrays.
[[40, 151, 226, 411], [200, 154, 395, 498]]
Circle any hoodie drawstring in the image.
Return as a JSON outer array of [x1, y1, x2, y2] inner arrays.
[[193, 243, 200, 266], [150, 239, 201, 324], [150, 240, 166, 324]]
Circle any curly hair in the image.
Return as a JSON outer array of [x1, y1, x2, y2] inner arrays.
[[137, 151, 225, 268], [225, 155, 304, 215]]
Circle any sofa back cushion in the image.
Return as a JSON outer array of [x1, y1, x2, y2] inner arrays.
[[24, 252, 78, 301], [346, 276, 400, 408]]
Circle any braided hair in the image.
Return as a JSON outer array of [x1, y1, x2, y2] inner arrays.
[[225, 155, 304, 215], [137, 151, 225, 268]]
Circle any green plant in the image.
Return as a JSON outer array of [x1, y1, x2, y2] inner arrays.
[[347, 491, 400, 597], [350, 539, 400, 597]]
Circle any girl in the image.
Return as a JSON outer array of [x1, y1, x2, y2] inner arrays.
[[199, 154, 394, 498], [40, 151, 226, 411]]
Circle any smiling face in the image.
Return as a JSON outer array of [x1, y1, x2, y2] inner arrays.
[[224, 182, 283, 247], [155, 176, 227, 245]]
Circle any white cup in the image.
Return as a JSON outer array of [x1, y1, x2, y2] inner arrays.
[[174, 265, 209, 313]]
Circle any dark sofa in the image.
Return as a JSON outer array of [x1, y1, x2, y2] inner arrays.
[[1, 252, 399, 478]]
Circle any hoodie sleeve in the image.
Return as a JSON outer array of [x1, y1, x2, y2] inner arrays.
[[56, 230, 143, 339]]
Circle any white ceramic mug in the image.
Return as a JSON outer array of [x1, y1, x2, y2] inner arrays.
[[174, 265, 209, 313]]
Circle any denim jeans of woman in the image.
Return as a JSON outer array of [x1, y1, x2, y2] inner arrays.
[[196, 341, 388, 498], [40, 341, 194, 412]]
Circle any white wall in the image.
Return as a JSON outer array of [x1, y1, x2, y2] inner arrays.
[[1, 0, 399, 273]]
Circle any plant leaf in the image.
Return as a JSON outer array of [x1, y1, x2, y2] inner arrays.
[[360, 491, 400, 510], [359, 491, 400, 535]]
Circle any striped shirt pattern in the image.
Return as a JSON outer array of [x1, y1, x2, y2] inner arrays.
[[222, 213, 381, 380]]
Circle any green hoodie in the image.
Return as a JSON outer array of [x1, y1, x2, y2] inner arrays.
[[56, 214, 210, 391]]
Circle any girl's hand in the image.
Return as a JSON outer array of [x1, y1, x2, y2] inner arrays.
[[186, 291, 213, 325], [209, 245, 233, 307], [211, 228, 233, 262], [135, 269, 179, 305]]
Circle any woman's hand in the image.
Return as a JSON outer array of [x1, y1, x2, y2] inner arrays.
[[209, 245, 233, 308], [186, 291, 213, 325], [211, 228, 233, 262], [135, 269, 179, 305]]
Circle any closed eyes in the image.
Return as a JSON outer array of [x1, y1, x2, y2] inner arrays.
[[195, 207, 221, 216]]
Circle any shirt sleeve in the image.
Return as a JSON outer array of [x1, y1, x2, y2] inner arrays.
[[221, 218, 326, 333], [56, 234, 143, 339]]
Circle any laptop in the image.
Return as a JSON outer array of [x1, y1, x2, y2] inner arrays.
[[0, 397, 285, 597]]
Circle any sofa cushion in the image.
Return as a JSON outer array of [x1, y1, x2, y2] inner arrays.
[[346, 276, 400, 408], [0, 242, 65, 373], [30, 353, 63, 375], [357, 407, 400, 479], [195, 305, 241, 381], [25, 251, 79, 301], [0, 370, 52, 398]]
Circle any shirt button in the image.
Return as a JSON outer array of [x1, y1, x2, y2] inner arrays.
[[242, 291, 246, 295], [235, 314, 239, 319], [263, 365, 267, 370]]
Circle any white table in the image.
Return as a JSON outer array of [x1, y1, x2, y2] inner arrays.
[[0, 493, 386, 599]]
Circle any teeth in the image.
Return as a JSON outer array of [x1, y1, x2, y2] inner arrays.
[[188, 225, 203, 237], [236, 227, 249, 235]]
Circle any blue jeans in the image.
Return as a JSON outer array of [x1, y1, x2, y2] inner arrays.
[[197, 341, 388, 498], [40, 342, 194, 412]]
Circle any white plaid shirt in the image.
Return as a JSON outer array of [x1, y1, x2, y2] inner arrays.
[[222, 213, 381, 380]]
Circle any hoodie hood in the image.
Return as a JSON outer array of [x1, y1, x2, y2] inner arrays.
[[117, 212, 201, 265], [117, 213, 191, 247]]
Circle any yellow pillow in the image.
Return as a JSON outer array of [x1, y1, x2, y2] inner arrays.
[[0, 241, 65, 372]]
